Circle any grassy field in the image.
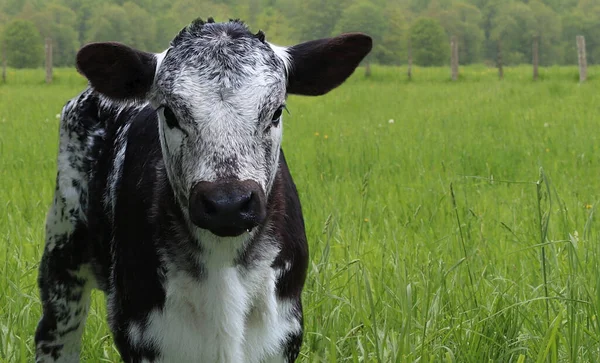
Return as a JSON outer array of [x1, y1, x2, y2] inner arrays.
[[2, 64, 600, 362]]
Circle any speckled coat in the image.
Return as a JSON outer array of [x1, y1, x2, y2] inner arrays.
[[34, 18, 371, 363]]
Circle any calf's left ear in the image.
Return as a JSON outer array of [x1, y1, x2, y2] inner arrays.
[[76, 42, 158, 101], [283, 33, 372, 96]]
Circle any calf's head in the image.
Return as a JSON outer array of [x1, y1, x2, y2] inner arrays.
[[76, 18, 371, 237]]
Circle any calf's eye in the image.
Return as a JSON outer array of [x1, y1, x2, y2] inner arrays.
[[271, 106, 284, 126], [163, 106, 179, 129]]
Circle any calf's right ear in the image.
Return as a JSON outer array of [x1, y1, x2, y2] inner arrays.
[[76, 42, 158, 101]]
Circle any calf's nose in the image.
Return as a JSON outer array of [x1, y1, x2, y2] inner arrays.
[[189, 180, 266, 237]]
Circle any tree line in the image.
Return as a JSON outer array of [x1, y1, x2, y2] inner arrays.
[[1, 0, 600, 69]]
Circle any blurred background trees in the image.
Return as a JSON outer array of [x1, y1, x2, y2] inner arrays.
[[0, 0, 599, 68], [2, 18, 43, 68], [409, 18, 448, 66]]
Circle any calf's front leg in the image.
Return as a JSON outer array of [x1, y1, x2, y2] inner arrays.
[[35, 194, 95, 363]]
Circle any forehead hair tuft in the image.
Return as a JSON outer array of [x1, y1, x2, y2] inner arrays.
[[254, 30, 266, 43], [170, 17, 256, 47]]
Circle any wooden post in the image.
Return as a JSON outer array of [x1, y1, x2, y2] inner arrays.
[[365, 61, 371, 77], [451, 35, 458, 81], [45, 37, 52, 84], [407, 40, 412, 81], [577, 35, 587, 83], [497, 39, 504, 80], [532, 35, 539, 81]]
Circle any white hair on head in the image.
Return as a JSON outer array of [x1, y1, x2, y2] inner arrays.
[[268, 43, 292, 74], [154, 48, 169, 78]]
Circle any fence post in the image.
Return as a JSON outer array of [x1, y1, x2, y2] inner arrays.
[[45, 37, 52, 84], [365, 61, 371, 77], [451, 35, 458, 81], [532, 35, 539, 81], [577, 35, 587, 83], [407, 40, 412, 80], [497, 39, 504, 80]]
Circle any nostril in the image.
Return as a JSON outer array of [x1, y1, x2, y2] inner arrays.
[[201, 197, 217, 215], [239, 192, 254, 213]]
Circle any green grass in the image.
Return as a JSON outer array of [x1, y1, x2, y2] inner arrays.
[[2, 64, 600, 362]]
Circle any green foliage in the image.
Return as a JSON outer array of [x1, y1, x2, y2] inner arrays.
[[489, 1, 563, 66], [122, 2, 156, 51], [294, 0, 341, 41], [46, 26, 78, 66], [86, 4, 133, 45], [1, 0, 28, 16], [437, 1, 485, 63], [562, 4, 600, 65], [409, 17, 449, 66], [1, 0, 600, 67], [529, 0, 562, 66], [490, 2, 536, 65], [154, 12, 180, 49], [334, 1, 387, 63], [27, 4, 79, 66], [168, 0, 231, 27], [377, 4, 410, 65], [62, 0, 96, 44], [255, 7, 293, 45], [0, 12, 7, 38], [1, 19, 42, 68]]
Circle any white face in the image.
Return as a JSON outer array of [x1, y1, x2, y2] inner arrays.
[[149, 22, 288, 211]]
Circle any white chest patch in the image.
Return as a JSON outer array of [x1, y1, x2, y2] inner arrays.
[[130, 264, 300, 363]]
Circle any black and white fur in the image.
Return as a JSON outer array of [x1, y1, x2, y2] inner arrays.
[[35, 18, 371, 363]]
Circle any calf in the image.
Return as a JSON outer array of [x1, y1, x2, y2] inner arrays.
[[35, 18, 371, 363]]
